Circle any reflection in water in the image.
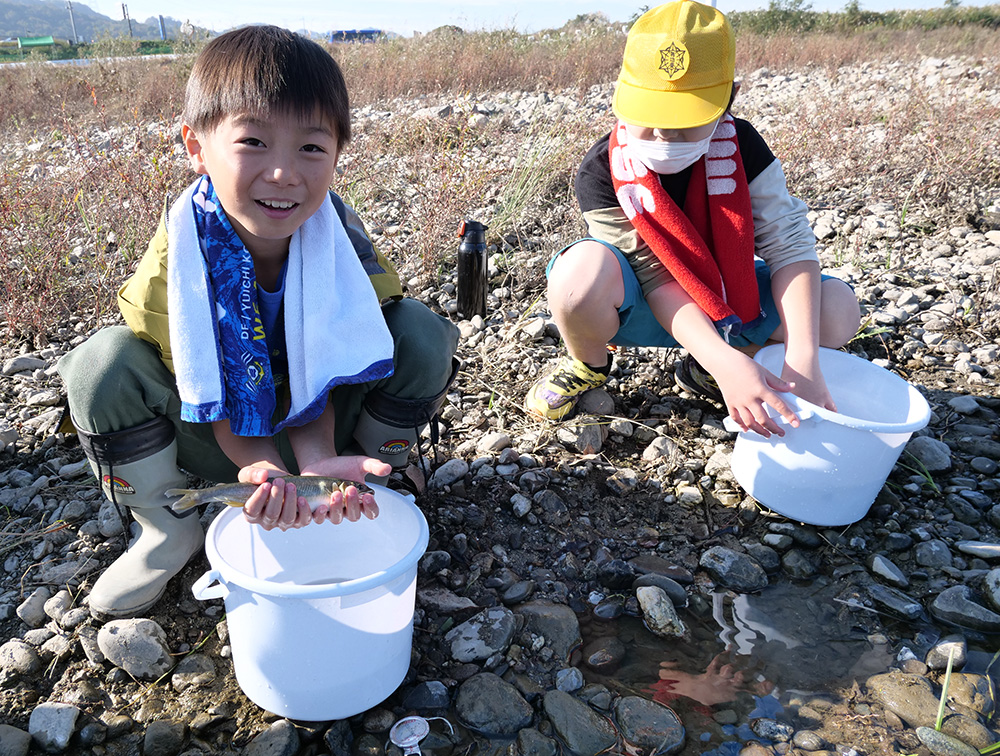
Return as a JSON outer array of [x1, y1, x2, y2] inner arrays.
[[579, 578, 896, 749]]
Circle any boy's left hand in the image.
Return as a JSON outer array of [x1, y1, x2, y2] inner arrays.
[[299, 456, 391, 524], [239, 456, 391, 529]]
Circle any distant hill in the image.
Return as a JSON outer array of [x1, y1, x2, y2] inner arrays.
[[0, 0, 186, 42]]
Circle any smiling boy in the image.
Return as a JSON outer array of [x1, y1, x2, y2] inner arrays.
[[58, 26, 459, 619]]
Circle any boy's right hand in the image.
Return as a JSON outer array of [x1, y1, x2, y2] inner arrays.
[[711, 351, 799, 438]]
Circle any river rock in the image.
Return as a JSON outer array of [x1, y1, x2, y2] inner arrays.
[[636, 586, 686, 638], [543, 690, 618, 756], [930, 585, 1000, 632], [518, 728, 558, 756], [699, 546, 768, 592], [97, 618, 174, 680], [516, 601, 581, 660], [455, 673, 533, 736], [143, 719, 186, 756], [244, 719, 300, 756], [0, 724, 31, 756], [985, 568, 1000, 612], [925, 636, 967, 670], [28, 702, 80, 753], [613, 695, 685, 755], [906, 436, 953, 471], [866, 670, 940, 728], [445, 606, 516, 662], [916, 726, 979, 756]]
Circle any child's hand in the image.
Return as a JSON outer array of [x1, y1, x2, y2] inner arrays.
[[299, 456, 391, 524], [714, 352, 799, 438], [781, 352, 837, 412], [239, 467, 313, 531]]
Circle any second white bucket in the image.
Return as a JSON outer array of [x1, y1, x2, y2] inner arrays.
[[192, 484, 428, 721], [727, 345, 931, 526]]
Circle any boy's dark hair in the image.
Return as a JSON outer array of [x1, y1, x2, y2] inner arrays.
[[183, 25, 351, 148]]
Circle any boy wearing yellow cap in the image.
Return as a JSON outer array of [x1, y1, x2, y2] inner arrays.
[[526, 0, 860, 437]]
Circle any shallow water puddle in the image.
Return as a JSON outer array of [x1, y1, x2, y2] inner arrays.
[[578, 579, 896, 752]]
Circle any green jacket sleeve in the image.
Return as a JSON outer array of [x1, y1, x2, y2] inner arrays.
[[117, 212, 175, 373]]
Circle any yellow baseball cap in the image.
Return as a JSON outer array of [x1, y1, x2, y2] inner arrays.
[[613, 0, 735, 129]]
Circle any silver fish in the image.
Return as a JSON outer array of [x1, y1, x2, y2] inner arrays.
[[167, 476, 375, 512]]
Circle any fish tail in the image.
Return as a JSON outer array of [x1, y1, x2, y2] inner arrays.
[[166, 489, 202, 512]]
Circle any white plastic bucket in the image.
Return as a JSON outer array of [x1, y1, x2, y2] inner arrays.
[[726, 345, 930, 526], [192, 484, 428, 721]]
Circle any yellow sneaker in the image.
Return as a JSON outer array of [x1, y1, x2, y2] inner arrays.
[[525, 355, 609, 421]]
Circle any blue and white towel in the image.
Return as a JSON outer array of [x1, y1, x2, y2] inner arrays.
[[167, 176, 394, 437]]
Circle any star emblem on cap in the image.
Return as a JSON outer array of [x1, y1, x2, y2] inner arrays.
[[658, 42, 688, 79]]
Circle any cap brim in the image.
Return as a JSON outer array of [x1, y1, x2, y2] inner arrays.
[[612, 79, 732, 129]]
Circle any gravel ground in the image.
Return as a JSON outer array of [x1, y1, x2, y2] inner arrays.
[[1, 55, 1000, 756]]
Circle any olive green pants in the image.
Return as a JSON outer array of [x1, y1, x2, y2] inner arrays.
[[58, 299, 459, 483]]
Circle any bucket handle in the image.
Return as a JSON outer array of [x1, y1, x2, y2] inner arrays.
[[192, 569, 229, 601], [724, 389, 930, 435]]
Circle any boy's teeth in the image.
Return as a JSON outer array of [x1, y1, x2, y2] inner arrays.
[[261, 200, 295, 209]]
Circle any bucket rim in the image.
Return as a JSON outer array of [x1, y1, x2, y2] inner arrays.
[[203, 484, 429, 599], [753, 345, 931, 434]]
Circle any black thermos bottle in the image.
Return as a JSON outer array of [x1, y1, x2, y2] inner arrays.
[[457, 220, 488, 320]]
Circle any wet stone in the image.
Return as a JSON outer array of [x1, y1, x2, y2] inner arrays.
[[455, 673, 533, 736], [781, 549, 818, 579], [792, 730, 826, 751], [516, 602, 581, 660], [581, 637, 626, 673], [985, 568, 1000, 612], [743, 543, 781, 573], [592, 595, 625, 619], [555, 667, 585, 693], [578, 683, 613, 711], [632, 574, 688, 607], [867, 584, 923, 620], [543, 690, 618, 756], [518, 727, 558, 756], [867, 670, 941, 728], [445, 606, 516, 663], [636, 586, 685, 638], [750, 717, 794, 742], [627, 555, 694, 584], [925, 636, 967, 670], [613, 696, 685, 755], [930, 585, 1000, 632], [699, 546, 768, 592], [916, 726, 980, 756], [945, 673, 995, 718]]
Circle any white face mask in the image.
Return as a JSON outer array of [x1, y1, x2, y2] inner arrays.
[[628, 123, 718, 175]]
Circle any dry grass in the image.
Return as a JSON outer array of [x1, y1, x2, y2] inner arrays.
[[1, 24, 998, 343]]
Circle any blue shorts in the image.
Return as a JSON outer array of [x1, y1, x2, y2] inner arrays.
[[546, 239, 825, 350]]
